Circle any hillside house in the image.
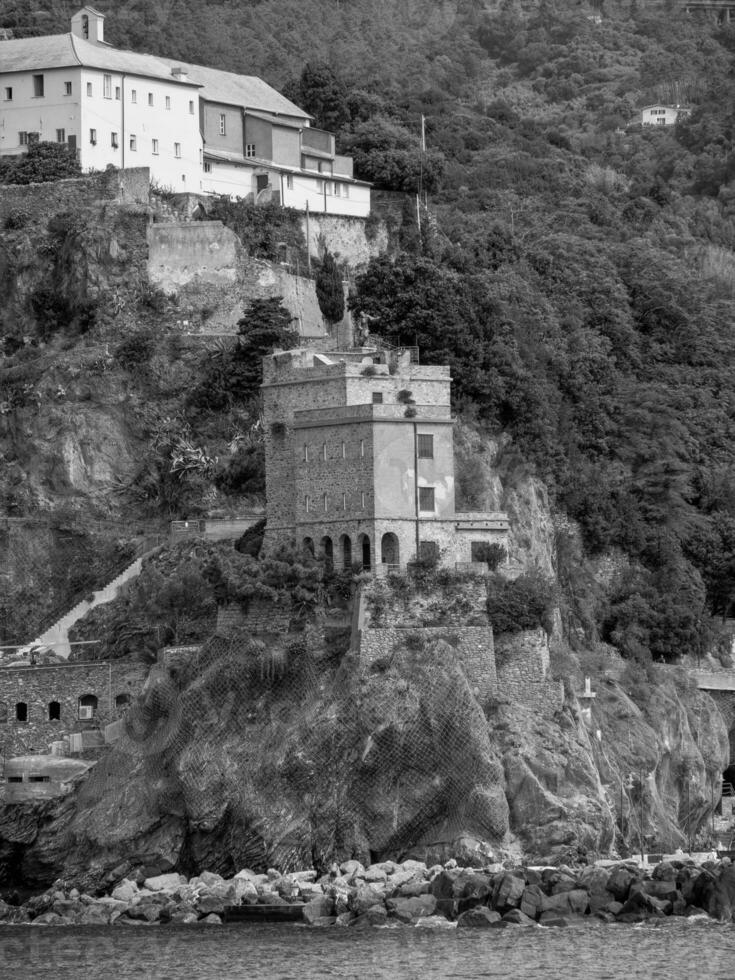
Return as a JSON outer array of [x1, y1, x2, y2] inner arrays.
[[0, 7, 370, 214], [261, 346, 509, 570], [640, 104, 691, 127]]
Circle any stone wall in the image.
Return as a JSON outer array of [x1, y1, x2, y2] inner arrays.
[[147, 221, 241, 292], [360, 624, 497, 701], [494, 628, 563, 714], [302, 212, 388, 268], [215, 599, 292, 637], [0, 168, 150, 226], [0, 661, 148, 756]]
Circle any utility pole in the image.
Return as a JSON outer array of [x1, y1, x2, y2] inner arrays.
[[305, 201, 311, 275]]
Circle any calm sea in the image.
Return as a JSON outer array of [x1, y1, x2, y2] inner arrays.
[[1, 918, 734, 979]]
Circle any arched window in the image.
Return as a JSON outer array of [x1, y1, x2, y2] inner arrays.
[[340, 535, 352, 570], [381, 532, 400, 566], [48, 701, 61, 721], [302, 537, 315, 557], [321, 536, 333, 571], [78, 694, 98, 720], [16, 702, 28, 723], [115, 693, 131, 715], [0, 701, 7, 724], [359, 534, 371, 571], [81, 14, 89, 38]]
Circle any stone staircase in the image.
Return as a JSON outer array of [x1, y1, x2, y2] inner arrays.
[[28, 544, 164, 659]]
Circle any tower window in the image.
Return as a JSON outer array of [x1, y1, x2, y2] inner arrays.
[[417, 434, 434, 459], [286, 174, 293, 189], [360, 440, 365, 458], [323, 493, 328, 512], [81, 14, 89, 38], [32, 74, 44, 97], [372, 392, 383, 404], [419, 487, 435, 512], [341, 441, 346, 459], [303, 445, 308, 462], [342, 492, 347, 510], [305, 495, 311, 513], [361, 492, 366, 509], [115, 85, 121, 100], [189, 100, 195, 114], [322, 443, 327, 461]]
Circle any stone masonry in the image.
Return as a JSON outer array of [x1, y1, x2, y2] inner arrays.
[[0, 661, 147, 756]]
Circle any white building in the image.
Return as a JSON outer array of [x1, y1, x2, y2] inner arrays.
[[640, 104, 692, 127], [0, 7, 370, 215]]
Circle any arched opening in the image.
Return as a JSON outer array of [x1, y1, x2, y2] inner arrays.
[[115, 693, 131, 715], [359, 534, 371, 571], [320, 535, 333, 571], [78, 694, 98, 721], [48, 701, 61, 721], [302, 536, 315, 557], [381, 532, 400, 566], [81, 14, 89, 38], [15, 702, 28, 723], [340, 534, 352, 570]]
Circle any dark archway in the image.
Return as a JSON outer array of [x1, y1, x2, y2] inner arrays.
[[381, 532, 400, 566], [115, 693, 131, 714], [340, 534, 352, 570], [48, 701, 61, 721], [321, 536, 334, 571], [78, 693, 98, 720], [359, 534, 371, 570], [302, 537, 315, 557], [15, 702, 28, 722]]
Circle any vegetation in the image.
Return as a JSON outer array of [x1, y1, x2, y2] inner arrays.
[[0, 142, 80, 185], [315, 250, 345, 324]]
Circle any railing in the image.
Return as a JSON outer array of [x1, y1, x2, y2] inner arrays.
[[723, 781, 735, 797]]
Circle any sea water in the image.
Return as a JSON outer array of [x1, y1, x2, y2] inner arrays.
[[1, 918, 734, 979]]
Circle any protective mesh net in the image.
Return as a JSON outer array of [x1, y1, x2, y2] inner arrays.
[[76, 615, 507, 872]]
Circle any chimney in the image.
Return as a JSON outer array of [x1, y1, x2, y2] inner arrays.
[[171, 67, 189, 81], [71, 8, 105, 44]]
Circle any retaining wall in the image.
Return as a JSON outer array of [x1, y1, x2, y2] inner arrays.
[[494, 628, 563, 714], [0, 168, 150, 226]]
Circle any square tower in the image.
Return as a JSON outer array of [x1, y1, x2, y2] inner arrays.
[[262, 347, 509, 571]]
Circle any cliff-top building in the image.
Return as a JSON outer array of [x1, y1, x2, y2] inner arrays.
[[261, 346, 509, 570], [0, 7, 370, 215]]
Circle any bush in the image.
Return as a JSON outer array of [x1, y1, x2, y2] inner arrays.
[[486, 570, 556, 634], [4, 207, 31, 230], [115, 331, 156, 371], [0, 142, 80, 185]]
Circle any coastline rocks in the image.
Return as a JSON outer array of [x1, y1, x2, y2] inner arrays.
[[457, 907, 502, 928]]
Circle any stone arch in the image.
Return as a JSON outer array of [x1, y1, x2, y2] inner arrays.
[[48, 701, 61, 721], [302, 536, 315, 557], [16, 702, 28, 722], [320, 535, 334, 570], [78, 693, 98, 720], [358, 533, 371, 571], [381, 532, 400, 566], [340, 534, 352, 570]]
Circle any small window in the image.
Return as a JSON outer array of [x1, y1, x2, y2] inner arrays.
[[78, 694, 98, 720], [316, 179, 323, 193], [148, 92, 154, 106], [372, 392, 383, 404], [417, 434, 434, 459], [48, 702, 61, 721], [361, 492, 366, 509], [29, 776, 50, 783], [131, 89, 137, 103], [360, 440, 365, 458], [325, 181, 333, 196], [174, 142, 181, 158], [204, 162, 212, 173], [81, 13, 89, 37], [56, 129, 66, 143], [129, 134, 137, 151], [3, 87, 12, 101], [64, 81, 72, 96], [322, 443, 327, 461], [245, 143, 256, 157], [111, 132, 119, 148], [103, 74, 111, 99], [86, 81, 93, 97], [189, 100, 195, 114], [152, 138, 159, 155], [286, 174, 293, 189], [305, 495, 311, 513], [166, 95, 171, 110], [334, 183, 341, 197], [419, 487, 435, 512], [303, 444, 309, 462], [19, 131, 28, 145], [115, 85, 121, 100], [219, 113, 226, 135], [7, 776, 22, 784], [343, 184, 349, 198], [89, 128, 97, 144], [32, 74, 44, 97], [342, 492, 347, 510], [16, 702, 28, 722], [323, 493, 328, 512]]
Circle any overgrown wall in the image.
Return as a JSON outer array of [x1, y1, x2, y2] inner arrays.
[[0, 168, 150, 226]]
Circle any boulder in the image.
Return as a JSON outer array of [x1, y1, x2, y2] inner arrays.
[[430, 869, 460, 917], [502, 909, 535, 926], [398, 879, 431, 898], [275, 877, 299, 900], [112, 879, 139, 904], [340, 860, 365, 878], [31, 912, 67, 926], [296, 882, 323, 901], [303, 896, 335, 925], [285, 870, 318, 883], [171, 911, 200, 924], [387, 895, 437, 923], [520, 885, 545, 920], [401, 860, 428, 873], [196, 871, 224, 888], [525, 869, 543, 887], [492, 873, 525, 912], [349, 883, 387, 915], [639, 880, 679, 903], [577, 866, 610, 895], [144, 873, 187, 892], [350, 906, 388, 928], [457, 907, 502, 928], [335, 912, 354, 927], [203, 913, 222, 925], [652, 861, 677, 881], [126, 902, 162, 923], [414, 915, 456, 930], [542, 890, 589, 916], [363, 866, 388, 884], [79, 905, 111, 926], [606, 866, 637, 902], [539, 911, 568, 927]]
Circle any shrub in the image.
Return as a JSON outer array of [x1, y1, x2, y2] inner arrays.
[[486, 570, 556, 634], [315, 250, 345, 323], [4, 207, 31, 230], [115, 331, 156, 371]]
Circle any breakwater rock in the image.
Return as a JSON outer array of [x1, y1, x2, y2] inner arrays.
[[3, 857, 735, 927]]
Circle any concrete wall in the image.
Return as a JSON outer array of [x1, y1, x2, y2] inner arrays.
[[303, 212, 388, 266], [147, 220, 241, 291], [0, 661, 148, 755]]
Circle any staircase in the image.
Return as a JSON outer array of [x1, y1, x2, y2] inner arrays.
[[28, 542, 164, 660]]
